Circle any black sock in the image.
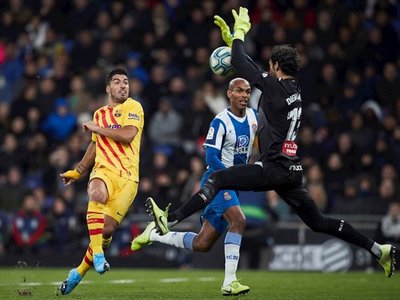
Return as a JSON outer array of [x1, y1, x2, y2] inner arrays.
[[168, 190, 211, 223]]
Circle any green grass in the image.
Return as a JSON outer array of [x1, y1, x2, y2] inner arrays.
[[0, 268, 399, 300]]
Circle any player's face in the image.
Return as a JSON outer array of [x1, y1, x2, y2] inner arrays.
[[107, 74, 129, 103], [228, 80, 251, 112], [269, 60, 278, 77]]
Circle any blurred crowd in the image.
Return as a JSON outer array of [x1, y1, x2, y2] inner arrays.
[[0, 0, 399, 257]]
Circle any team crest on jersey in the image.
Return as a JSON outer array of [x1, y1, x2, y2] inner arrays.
[[251, 123, 257, 132], [114, 109, 122, 117], [224, 192, 232, 201], [128, 113, 140, 120], [206, 127, 214, 140]]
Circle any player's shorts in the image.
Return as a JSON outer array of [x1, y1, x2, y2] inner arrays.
[[201, 189, 239, 234], [89, 166, 138, 223]]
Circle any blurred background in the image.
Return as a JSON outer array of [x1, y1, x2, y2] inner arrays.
[[0, 0, 399, 272]]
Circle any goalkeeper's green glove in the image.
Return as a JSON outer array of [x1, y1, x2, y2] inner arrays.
[[62, 169, 81, 180], [232, 6, 251, 42], [214, 15, 233, 47]]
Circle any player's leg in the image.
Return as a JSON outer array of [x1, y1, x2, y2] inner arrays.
[[220, 195, 250, 296], [131, 218, 219, 252], [147, 164, 264, 233], [86, 178, 110, 274], [277, 185, 396, 277]]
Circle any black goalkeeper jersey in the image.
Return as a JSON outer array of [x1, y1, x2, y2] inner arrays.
[[231, 40, 302, 163]]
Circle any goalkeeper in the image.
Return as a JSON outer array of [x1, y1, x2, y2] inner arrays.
[[146, 7, 397, 278]]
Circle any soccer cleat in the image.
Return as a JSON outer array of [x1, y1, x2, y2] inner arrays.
[[58, 268, 82, 295], [221, 280, 250, 296], [93, 253, 111, 274], [378, 244, 396, 277], [131, 221, 156, 251], [145, 197, 170, 235]]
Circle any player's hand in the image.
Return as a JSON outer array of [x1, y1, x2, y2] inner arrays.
[[214, 15, 233, 47], [82, 121, 98, 133], [60, 169, 81, 186], [232, 6, 251, 42]]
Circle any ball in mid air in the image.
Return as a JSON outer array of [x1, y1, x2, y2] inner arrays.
[[209, 46, 235, 77]]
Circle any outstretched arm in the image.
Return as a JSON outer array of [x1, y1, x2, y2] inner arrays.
[[60, 141, 96, 186]]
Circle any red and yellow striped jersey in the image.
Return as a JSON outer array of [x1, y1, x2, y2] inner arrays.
[[92, 98, 144, 181]]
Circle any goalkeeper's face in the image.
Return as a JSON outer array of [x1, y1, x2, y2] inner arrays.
[[107, 74, 129, 103]]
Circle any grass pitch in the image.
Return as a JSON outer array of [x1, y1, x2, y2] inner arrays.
[[0, 268, 399, 300]]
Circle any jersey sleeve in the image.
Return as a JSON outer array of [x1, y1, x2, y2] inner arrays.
[[123, 100, 144, 130], [203, 118, 225, 150], [231, 39, 264, 84]]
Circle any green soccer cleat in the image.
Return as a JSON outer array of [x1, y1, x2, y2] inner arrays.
[[221, 280, 250, 296], [145, 197, 170, 235], [378, 244, 396, 277], [57, 268, 82, 295], [131, 221, 156, 251]]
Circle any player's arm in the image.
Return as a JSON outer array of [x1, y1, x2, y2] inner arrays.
[[83, 121, 138, 144], [60, 141, 96, 186], [206, 147, 226, 170], [204, 118, 226, 170]]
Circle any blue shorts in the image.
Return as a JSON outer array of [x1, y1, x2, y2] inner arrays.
[[201, 189, 239, 234]]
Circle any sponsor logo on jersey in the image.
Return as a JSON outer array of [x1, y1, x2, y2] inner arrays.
[[289, 164, 303, 171], [206, 127, 215, 140], [281, 140, 298, 156], [251, 123, 258, 132], [114, 109, 122, 117], [285, 93, 301, 105], [262, 72, 268, 78], [108, 124, 122, 129], [128, 113, 140, 120], [237, 135, 249, 147], [223, 192, 232, 200]]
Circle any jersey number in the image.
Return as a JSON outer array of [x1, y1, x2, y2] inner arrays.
[[286, 107, 302, 141]]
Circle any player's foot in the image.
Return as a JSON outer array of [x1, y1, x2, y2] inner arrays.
[[58, 268, 82, 295], [221, 280, 250, 296], [145, 197, 170, 235], [378, 244, 396, 277], [131, 221, 156, 251], [93, 253, 110, 274]]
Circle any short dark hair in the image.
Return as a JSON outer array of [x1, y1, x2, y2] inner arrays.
[[270, 45, 300, 76], [106, 68, 128, 85]]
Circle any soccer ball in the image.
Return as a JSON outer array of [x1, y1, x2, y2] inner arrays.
[[209, 46, 235, 76]]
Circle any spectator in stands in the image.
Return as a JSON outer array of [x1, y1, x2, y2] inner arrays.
[[375, 202, 400, 248], [11, 193, 47, 253], [0, 166, 31, 213], [41, 97, 77, 144], [148, 98, 182, 158]]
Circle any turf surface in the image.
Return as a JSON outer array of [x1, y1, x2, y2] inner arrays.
[[0, 268, 399, 299]]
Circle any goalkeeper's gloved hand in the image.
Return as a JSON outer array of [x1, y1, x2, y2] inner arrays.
[[232, 6, 251, 42], [214, 15, 233, 47]]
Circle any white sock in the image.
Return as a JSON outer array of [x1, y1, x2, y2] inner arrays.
[[223, 232, 242, 287], [150, 230, 196, 250], [371, 242, 382, 259]]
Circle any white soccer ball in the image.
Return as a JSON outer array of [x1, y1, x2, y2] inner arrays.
[[209, 46, 235, 76]]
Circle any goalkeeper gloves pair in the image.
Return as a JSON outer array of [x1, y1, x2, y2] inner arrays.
[[214, 6, 251, 47]]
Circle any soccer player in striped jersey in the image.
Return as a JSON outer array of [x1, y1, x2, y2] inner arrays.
[[58, 68, 144, 295], [131, 78, 256, 296]]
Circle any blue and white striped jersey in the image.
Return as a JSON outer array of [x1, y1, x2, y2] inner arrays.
[[201, 107, 258, 183]]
